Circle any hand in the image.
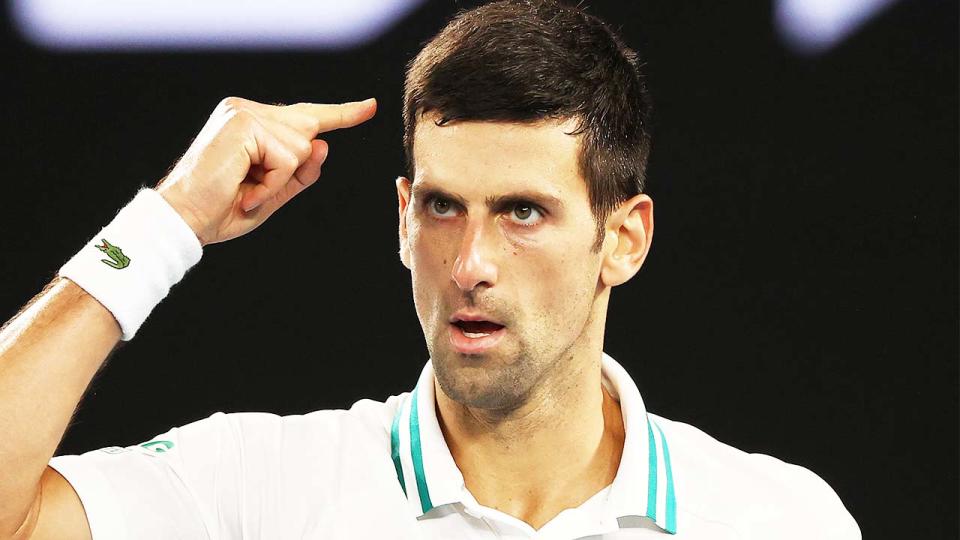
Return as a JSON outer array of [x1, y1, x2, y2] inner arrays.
[[154, 96, 377, 246]]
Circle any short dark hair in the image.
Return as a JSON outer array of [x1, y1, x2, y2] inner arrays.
[[403, 0, 653, 251]]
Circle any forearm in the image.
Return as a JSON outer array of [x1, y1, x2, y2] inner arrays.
[[0, 276, 121, 535], [0, 94, 365, 537]]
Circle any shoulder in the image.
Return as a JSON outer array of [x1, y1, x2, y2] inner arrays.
[[48, 394, 414, 538], [91, 392, 412, 469], [195, 392, 410, 449], [648, 413, 861, 540]]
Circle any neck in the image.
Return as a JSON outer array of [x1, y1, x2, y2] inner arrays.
[[435, 345, 625, 530]]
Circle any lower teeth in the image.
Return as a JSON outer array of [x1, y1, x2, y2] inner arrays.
[[463, 331, 491, 338]]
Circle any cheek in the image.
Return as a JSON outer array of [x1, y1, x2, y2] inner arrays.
[[518, 244, 598, 325], [408, 220, 455, 275], [407, 222, 458, 323], [536, 255, 577, 305]]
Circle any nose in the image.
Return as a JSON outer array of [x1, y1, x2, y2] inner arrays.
[[451, 217, 498, 292]]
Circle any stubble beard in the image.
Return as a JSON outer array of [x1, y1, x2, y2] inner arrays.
[[428, 329, 547, 412]]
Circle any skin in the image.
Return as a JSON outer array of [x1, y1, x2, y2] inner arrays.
[[396, 112, 654, 529]]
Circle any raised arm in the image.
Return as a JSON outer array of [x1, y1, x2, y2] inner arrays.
[[0, 96, 377, 540]]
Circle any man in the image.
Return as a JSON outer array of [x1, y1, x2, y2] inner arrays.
[[0, 1, 860, 538]]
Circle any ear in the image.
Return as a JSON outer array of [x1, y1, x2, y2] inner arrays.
[[599, 193, 654, 287], [396, 176, 412, 269]]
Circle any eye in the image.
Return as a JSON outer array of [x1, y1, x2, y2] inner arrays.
[[427, 197, 458, 218], [509, 203, 543, 226]]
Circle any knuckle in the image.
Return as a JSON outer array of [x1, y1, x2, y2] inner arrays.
[[225, 107, 254, 128], [218, 96, 245, 112], [283, 153, 300, 171], [284, 101, 307, 114], [294, 138, 312, 159]]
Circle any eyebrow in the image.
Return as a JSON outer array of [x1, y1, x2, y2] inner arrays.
[[411, 182, 565, 212]]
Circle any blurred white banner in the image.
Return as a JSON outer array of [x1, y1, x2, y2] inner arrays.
[[775, 0, 899, 54], [10, 0, 426, 51]]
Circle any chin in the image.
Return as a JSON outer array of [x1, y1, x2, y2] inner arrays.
[[432, 349, 534, 411]]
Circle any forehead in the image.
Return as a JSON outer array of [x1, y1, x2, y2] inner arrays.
[[411, 113, 587, 200]]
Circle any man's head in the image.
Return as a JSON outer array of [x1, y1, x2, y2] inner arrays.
[[396, 0, 654, 413], [403, 0, 652, 251]]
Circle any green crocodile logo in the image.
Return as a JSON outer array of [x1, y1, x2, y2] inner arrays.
[[95, 238, 131, 269]]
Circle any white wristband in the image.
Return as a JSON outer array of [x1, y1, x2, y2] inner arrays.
[[57, 187, 203, 341]]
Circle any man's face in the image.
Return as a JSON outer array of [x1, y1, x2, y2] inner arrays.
[[397, 114, 606, 411]]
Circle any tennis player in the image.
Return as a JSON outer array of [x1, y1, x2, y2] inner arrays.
[[0, 1, 860, 538]]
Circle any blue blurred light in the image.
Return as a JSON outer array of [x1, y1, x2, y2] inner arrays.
[[10, 0, 426, 51], [775, 0, 898, 55]]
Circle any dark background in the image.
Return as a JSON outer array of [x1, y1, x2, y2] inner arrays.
[[1, 1, 956, 537]]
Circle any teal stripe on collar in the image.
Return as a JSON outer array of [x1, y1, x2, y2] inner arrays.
[[390, 395, 407, 497], [646, 417, 658, 521], [653, 420, 677, 534], [410, 386, 434, 514]]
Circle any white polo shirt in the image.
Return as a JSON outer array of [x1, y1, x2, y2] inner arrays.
[[49, 353, 861, 539]]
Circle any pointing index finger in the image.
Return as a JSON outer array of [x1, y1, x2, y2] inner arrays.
[[296, 98, 378, 135]]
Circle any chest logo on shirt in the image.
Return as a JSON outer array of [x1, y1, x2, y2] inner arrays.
[[140, 440, 174, 453]]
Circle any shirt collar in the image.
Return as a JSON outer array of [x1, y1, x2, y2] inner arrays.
[[389, 352, 678, 534]]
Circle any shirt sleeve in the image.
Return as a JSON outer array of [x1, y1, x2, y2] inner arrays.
[[48, 411, 243, 540]]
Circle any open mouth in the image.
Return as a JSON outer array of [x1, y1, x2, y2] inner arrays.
[[448, 317, 508, 354], [452, 319, 505, 338]]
